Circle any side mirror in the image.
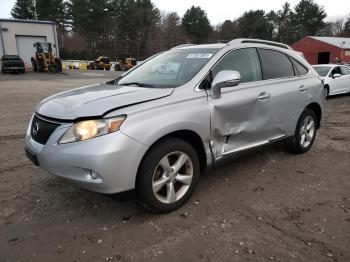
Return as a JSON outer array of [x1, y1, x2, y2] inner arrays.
[[211, 70, 241, 99], [333, 73, 341, 79]]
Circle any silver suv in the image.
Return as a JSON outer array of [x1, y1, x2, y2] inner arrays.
[[25, 39, 324, 213]]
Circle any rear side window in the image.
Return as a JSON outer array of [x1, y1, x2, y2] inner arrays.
[[340, 66, 350, 75], [291, 58, 308, 76], [212, 48, 262, 83], [258, 49, 294, 80]]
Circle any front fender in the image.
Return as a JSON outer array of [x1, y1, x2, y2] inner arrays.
[[119, 91, 212, 165]]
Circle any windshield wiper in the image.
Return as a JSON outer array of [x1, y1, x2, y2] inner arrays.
[[120, 82, 155, 87]]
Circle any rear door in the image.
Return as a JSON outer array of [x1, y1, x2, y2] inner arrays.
[[256, 48, 312, 137]]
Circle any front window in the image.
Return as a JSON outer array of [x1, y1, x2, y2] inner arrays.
[[117, 48, 220, 88], [313, 66, 331, 77], [212, 48, 262, 83]]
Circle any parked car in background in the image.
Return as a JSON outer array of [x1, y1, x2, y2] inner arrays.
[[1, 55, 25, 74], [312, 64, 350, 97], [25, 39, 324, 213]]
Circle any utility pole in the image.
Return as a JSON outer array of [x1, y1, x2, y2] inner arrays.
[[340, 40, 346, 63], [34, 0, 38, 20]]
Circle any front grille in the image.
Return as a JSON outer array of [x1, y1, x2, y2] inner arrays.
[[30, 115, 60, 145], [3, 62, 23, 67]]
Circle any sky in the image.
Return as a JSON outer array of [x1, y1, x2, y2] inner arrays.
[[1, 0, 349, 25]]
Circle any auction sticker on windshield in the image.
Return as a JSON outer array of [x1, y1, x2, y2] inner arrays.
[[186, 53, 213, 59]]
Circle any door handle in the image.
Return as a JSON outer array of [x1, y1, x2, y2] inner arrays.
[[257, 92, 271, 100], [298, 85, 307, 92]]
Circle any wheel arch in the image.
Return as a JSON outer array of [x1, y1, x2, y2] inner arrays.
[[305, 102, 322, 129], [136, 129, 208, 177]]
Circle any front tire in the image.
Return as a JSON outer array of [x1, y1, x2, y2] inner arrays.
[[136, 138, 200, 213], [323, 85, 329, 98], [286, 108, 317, 154]]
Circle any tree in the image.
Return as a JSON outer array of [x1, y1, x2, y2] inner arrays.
[[182, 6, 212, 44], [218, 20, 239, 41], [108, 0, 159, 59], [70, 0, 111, 56], [343, 15, 350, 37], [274, 2, 295, 44], [158, 12, 184, 49], [11, 0, 36, 19], [292, 0, 327, 40], [236, 10, 274, 40], [36, 0, 70, 32]]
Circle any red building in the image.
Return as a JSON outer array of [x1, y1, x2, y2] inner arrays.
[[292, 36, 350, 65]]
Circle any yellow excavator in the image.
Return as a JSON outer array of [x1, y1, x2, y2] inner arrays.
[[88, 56, 111, 70], [31, 42, 62, 73], [115, 53, 137, 71]]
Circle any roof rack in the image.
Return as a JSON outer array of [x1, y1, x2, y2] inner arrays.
[[171, 44, 197, 50], [228, 38, 293, 50]]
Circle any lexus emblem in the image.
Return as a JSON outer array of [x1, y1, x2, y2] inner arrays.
[[32, 122, 39, 135]]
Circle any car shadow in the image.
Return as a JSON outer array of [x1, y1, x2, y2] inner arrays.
[[39, 139, 288, 223]]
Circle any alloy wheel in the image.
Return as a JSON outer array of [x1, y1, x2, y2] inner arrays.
[[152, 151, 193, 204], [299, 116, 315, 148], [323, 87, 329, 97]]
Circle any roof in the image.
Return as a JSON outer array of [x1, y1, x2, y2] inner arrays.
[[313, 64, 350, 67], [310, 36, 350, 49], [229, 38, 293, 50], [173, 43, 227, 50], [312, 64, 335, 67], [0, 18, 55, 25]]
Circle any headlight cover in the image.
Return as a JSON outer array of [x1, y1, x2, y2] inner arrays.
[[58, 116, 126, 144]]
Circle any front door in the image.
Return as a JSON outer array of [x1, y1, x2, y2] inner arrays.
[[208, 48, 272, 159], [330, 66, 345, 94]]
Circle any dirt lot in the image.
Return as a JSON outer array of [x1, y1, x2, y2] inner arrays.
[[0, 71, 349, 262]]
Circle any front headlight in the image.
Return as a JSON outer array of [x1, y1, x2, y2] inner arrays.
[[58, 116, 126, 144]]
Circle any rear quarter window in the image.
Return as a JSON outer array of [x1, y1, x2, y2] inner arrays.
[[291, 58, 308, 76], [258, 49, 295, 80]]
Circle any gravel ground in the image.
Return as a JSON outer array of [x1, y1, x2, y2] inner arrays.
[[0, 71, 349, 262]]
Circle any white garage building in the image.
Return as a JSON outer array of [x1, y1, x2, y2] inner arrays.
[[0, 19, 59, 68]]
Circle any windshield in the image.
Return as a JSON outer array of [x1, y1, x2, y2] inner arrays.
[[117, 48, 220, 88], [41, 43, 50, 52], [313, 66, 331, 77]]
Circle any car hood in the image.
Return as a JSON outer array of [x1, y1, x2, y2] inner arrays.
[[36, 83, 174, 120]]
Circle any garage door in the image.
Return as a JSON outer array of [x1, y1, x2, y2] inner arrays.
[[16, 36, 47, 68]]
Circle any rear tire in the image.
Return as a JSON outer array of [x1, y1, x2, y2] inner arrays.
[[48, 64, 58, 73], [136, 138, 200, 213], [286, 108, 317, 154], [38, 59, 44, 72], [55, 58, 62, 72]]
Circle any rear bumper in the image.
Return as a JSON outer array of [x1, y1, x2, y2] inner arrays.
[[25, 117, 148, 194]]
